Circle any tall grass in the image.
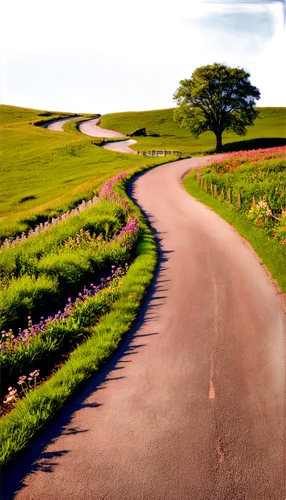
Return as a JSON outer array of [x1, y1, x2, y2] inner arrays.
[[0, 275, 59, 331], [0, 200, 124, 279], [0, 178, 158, 467], [197, 147, 286, 220]]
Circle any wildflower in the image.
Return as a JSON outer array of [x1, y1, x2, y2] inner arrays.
[[17, 375, 27, 385], [4, 396, 13, 403]]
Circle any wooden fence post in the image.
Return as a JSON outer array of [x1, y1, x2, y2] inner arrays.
[[214, 185, 217, 198], [227, 188, 231, 203], [237, 193, 241, 208]]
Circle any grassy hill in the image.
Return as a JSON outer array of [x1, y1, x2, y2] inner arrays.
[[0, 104, 78, 126], [1, 104, 285, 240], [0, 105, 165, 240], [100, 107, 286, 155]]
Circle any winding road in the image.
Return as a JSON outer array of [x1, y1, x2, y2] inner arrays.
[[45, 116, 138, 153], [5, 123, 285, 499], [42, 116, 82, 132], [79, 117, 137, 154]]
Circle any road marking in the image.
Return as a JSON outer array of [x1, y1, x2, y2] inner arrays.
[[209, 378, 215, 400], [208, 279, 219, 401], [209, 359, 215, 400]]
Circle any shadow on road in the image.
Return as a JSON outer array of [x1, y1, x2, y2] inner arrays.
[[1, 176, 173, 500]]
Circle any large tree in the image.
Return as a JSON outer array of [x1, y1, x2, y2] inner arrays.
[[173, 63, 261, 152]]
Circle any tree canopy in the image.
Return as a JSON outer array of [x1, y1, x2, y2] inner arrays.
[[173, 63, 261, 152]]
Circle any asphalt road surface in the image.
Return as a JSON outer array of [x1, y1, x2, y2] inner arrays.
[[43, 116, 82, 131], [78, 118, 125, 138], [45, 116, 137, 153], [4, 157, 285, 499]]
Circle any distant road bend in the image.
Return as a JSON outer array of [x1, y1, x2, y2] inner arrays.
[[11, 124, 286, 499], [44, 116, 138, 153]]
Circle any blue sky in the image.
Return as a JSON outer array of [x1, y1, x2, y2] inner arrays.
[[1, 48, 186, 114]]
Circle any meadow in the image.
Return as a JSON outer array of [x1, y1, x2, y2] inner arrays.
[[0, 105, 166, 240], [100, 107, 286, 155]]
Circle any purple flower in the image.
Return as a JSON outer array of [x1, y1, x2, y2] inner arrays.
[[17, 375, 27, 385]]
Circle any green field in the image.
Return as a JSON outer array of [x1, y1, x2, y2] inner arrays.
[[100, 107, 286, 155], [1, 105, 285, 241], [0, 105, 166, 240]]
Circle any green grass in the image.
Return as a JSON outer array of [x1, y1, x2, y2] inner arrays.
[[100, 107, 286, 155], [0, 181, 158, 467], [1, 103, 285, 466], [0, 104, 74, 126], [0, 106, 167, 240], [0, 176, 143, 402], [183, 172, 286, 293], [0, 197, 131, 332], [200, 158, 285, 212], [0, 200, 124, 280]]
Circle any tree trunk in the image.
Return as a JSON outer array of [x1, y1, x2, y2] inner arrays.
[[215, 131, 223, 152]]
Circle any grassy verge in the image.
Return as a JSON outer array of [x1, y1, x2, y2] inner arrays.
[[0, 172, 158, 467], [183, 172, 286, 293]]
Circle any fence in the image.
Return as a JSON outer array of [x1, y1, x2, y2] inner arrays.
[[137, 150, 181, 157], [196, 173, 283, 221]]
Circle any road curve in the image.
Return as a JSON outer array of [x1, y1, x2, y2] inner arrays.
[[43, 116, 82, 131], [44, 116, 138, 153], [79, 117, 138, 154], [78, 117, 125, 139], [5, 157, 285, 499]]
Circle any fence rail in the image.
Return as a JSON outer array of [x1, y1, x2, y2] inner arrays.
[[137, 150, 182, 157], [196, 174, 284, 221]]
